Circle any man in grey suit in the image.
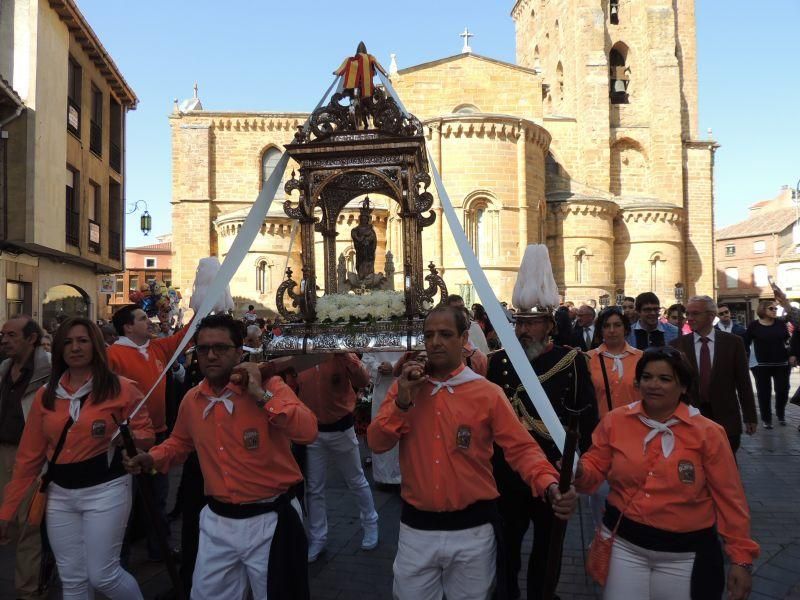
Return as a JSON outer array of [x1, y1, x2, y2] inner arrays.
[[671, 295, 758, 454]]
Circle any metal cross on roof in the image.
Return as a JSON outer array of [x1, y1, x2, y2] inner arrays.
[[460, 27, 474, 54]]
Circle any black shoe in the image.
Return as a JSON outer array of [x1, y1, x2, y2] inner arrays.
[[763, 421, 774, 430], [779, 420, 787, 426]]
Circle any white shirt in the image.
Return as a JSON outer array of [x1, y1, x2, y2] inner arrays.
[[581, 324, 595, 346], [692, 329, 716, 369], [717, 321, 733, 333]]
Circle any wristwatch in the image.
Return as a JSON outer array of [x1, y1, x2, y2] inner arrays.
[[255, 389, 273, 408]]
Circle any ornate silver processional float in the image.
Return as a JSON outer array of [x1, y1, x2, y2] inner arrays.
[[267, 44, 448, 355]]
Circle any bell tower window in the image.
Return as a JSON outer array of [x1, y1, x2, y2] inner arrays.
[[610, 0, 620, 25], [610, 43, 630, 104]]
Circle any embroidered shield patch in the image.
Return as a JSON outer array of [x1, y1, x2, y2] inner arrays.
[[243, 429, 260, 450], [456, 425, 472, 449], [91, 420, 106, 438], [677, 460, 695, 484]]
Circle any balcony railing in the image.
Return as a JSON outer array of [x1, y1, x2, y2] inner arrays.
[[66, 209, 80, 247], [67, 99, 80, 136], [110, 141, 121, 173], [88, 220, 101, 253], [109, 230, 121, 260], [90, 120, 102, 156]]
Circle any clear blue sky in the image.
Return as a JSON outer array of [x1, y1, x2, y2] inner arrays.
[[76, 0, 800, 248]]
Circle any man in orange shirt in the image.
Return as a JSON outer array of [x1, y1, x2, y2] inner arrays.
[[297, 352, 378, 562], [109, 304, 193, 560], [368, 306, 577, 600], [124, 314, 317, 599]]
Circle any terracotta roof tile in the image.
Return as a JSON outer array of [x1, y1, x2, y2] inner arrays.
[[716, 210, 796, 240]]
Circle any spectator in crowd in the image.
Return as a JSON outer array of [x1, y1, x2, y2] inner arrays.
[[0, 315, 51, 599], [627, 292, 679, 350], [715, 304, 747, 339], [244, 305, 258, 323], [0, 317, 153, 599], [446, 295, 489, 354], [666, 303, 690, 334], [100, 323, 119, 347], [575, 346, 758, 600], [621, 296, 638, 325], [672, 296, 757, 454], [40, 334, 53, 355], [571, 304, 599, 351], [472, 303, 499, 350], [585, 307, 642, 527], [745, 299, 792, 428]]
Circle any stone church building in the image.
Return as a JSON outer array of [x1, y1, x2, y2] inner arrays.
[[170, 0, 716, 313]]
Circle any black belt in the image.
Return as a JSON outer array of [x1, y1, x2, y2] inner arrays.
[[317, 413, 354, 433], [48, 448, 125, 489], [604, 503, 724, 599], [208, 492, 293, 520]]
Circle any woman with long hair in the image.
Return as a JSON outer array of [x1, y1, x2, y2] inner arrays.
[[745, 299, 792, 428], [0, 317, 153, 599], [576, 347, 758, 600]]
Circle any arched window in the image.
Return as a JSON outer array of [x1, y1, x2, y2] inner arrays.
[[610, 0, 620, 24], [464, 196, 497, 263], [533, 46, 541, 73], [260, 147, 281, 190], [256, 259, 272, 293], [556, 61, 564, 103], [650, 253, 665, 292], [575, 249, 589, 284], [610, 43, 630, 104]]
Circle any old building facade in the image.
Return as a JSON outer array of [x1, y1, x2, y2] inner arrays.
[[0, 0, 136, 324], [171, 0, 716, 313]]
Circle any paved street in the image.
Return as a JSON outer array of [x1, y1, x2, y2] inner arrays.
[[2, 380, 800, 599]]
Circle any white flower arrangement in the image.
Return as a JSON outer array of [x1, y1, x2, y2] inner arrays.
[[315, 291, 407, 322]]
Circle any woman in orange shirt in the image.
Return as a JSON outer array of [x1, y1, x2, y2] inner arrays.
[[0, 318, 153, 600], [576, 346, 758, 600], [586, 307, 642, 418]]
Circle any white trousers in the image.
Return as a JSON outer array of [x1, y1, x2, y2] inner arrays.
[[393, 522, 496, 600], [47, 475, 142, 600], [192, 498, 303, 600], [305, 427, 378, 546], [603, 529, 695, 600]]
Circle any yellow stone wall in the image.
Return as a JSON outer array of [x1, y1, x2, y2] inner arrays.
[[171, 0, 715, 311]]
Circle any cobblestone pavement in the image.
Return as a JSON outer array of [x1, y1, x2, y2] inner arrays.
[[2, 379, 800, 599]]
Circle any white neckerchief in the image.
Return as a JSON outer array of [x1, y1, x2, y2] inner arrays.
[[428, 367, 483, 396], [202, 389, 235, 419], [114, 336, 151, 360], [55, 377, 93, 422], [601, 348, 631, 379], [638, 415, 680, 458]]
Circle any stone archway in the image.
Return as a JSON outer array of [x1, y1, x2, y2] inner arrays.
[[42, 284, 90, 329]]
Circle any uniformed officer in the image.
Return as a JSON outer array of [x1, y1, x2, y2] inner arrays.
[[488, 305, 598, 600]]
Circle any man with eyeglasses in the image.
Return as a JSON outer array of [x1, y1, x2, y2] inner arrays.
[[627, 292, 679, 350], [124, 314, 317, 598], [715, 304, 747, 340], [671, 295, 757, 454]]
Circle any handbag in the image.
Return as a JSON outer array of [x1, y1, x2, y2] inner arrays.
[[598, 354, 613, 414], [26, 415, 74, 526], [585, 454, 657, 585]]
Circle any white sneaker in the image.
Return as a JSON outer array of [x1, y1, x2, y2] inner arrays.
[[361, 523, 379, 550], [307, 542, 325, 563]]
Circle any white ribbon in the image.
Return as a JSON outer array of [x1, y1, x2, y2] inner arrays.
[[114, 336, 150, 360], [602, 350, 629, 379], [638, 416, 679, 458], [428, 367, 483, 396], [377, 70, 567, 452], [202, 390, 235, 419], [112, 74, 344, 444], [56, 378, 93, 422]]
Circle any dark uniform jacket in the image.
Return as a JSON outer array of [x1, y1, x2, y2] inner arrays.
[[488, 344, 598, 496]]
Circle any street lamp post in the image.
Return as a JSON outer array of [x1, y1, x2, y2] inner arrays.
[[599, 293, 610, 309], [615, 288, 625, 306], [126, 200, 153, 236]]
